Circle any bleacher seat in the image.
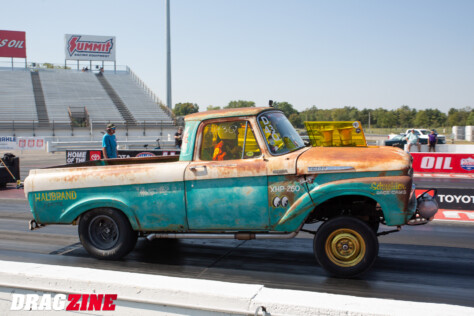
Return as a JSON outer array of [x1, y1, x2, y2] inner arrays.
[[105, 72, 172, 123], [39, 69, 123, 124], [0, 67, 173, 130], [0, 70, 37, 122]]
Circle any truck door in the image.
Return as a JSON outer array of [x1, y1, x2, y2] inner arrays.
[[184, 120, 269, 230]]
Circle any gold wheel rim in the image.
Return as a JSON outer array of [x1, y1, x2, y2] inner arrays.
[[325, 228, 366, 267]]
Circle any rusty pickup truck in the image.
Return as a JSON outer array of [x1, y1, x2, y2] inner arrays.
[[25, 107, 438, 277]]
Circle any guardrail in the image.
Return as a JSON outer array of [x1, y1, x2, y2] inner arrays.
[[47, 140, 176, 152]]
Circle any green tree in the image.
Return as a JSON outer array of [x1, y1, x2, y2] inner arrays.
[[173, 103, 199, 116], [381, 111, 398, 128], [206, 105, 221, 111], [414, 110, 430, 127], [289, 113, 303, 128], [274, 101, 298, 118], [330, 107, 359, 121], [467, 111, 474, 125], [446, 108, 472, 127], [225, 100, 255, 108], [395, 105, 416, 128]]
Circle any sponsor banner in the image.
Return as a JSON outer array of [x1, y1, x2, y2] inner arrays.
[[0, 136, 17, 150], [416, 188, 474, 211], [65, 34, 115, 61], [17, 137, 45, 150], [411, 153, 474, 174], [89, 150, 102, 161], [0, 30, 26, 58], [66, 150, 179, 164], [67, 150, 88, 164]]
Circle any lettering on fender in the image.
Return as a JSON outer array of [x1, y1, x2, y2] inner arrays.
[[370, 182, 406, 195], [34, 191, 77, 202], [270, 185, 300, 193]]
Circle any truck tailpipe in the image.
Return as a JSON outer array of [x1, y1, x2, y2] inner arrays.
[[408, 189, 439, 225]]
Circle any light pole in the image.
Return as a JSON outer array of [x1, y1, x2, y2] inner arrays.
[[166, 0, 172, 110]]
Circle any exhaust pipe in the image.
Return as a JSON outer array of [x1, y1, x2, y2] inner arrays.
[[28, 219, 45, 230], [408, 189, 439, 225]]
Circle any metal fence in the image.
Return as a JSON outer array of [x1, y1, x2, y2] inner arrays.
[[0, 120, 176, 137]]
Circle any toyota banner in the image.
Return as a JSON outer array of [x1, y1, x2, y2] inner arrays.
[[65, 34, 116, 61]]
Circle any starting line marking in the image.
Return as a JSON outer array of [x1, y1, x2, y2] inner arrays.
[[434, 209, 474, 222], [414, 172, 474, 179]]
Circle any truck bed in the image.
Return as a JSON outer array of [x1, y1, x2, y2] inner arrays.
[[46, 155, 180, 169]]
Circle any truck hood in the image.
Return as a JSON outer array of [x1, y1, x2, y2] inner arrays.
[[296, 146, 411, 175]]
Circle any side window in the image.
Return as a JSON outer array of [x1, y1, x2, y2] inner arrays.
[[199, 121, 261, 161]]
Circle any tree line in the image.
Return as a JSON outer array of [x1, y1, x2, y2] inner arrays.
[[173, 101, 474, 129]]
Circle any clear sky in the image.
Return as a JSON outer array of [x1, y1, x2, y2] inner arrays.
[[2, 0, 473, 113]]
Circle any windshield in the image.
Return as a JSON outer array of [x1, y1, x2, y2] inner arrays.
[[257, 111, 305, 155], [420, 130, 429, 135]]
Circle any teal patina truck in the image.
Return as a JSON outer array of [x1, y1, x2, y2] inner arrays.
[[25, 107, 438, 277]]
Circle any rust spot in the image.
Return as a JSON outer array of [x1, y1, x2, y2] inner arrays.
[[185, 107, 276, 122], [297, 146, 410, 174]]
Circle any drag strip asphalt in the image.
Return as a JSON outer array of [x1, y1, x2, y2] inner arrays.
[[0, 198, 473, 308]]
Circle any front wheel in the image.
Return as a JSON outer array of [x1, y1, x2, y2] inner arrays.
[[314, 216, 378, 278], [79, 208, 137, 260]]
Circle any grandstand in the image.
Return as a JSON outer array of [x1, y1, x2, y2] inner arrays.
[[0, 66, 175, 139], [0, 70, 37, 124]]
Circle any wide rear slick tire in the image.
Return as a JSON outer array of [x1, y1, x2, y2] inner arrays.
[[314, 216, 378, 278], [79, 208, 137, 260]]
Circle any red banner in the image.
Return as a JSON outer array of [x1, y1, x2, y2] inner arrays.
[[0, 30, 26, 58], [411, 153, 474, 174]]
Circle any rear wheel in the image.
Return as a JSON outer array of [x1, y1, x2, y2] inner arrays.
[[314, 216, 378, 278], [79, 208, 137, 259]]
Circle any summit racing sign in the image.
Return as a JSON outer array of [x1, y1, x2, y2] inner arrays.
[[65, 34, 115, 61]]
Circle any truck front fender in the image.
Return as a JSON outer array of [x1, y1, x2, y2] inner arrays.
[[306, 176, 413, 226]]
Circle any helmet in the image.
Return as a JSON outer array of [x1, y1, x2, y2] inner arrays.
[[217, 122, 239, 140]]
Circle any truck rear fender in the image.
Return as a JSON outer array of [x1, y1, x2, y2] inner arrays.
[[60, 198, 140, 230]]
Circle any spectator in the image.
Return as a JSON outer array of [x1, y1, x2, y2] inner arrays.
[[175, 126, 183, 149], [428, 130, 438, 152], [405, 129, 421, 152], [102, 123, 118, 159]]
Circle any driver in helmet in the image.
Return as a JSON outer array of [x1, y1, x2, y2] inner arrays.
[[213, 123, 242, 160]]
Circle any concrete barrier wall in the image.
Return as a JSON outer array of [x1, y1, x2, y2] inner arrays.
[[0, 260, 472, 316], [404, 144, 474, 153]]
